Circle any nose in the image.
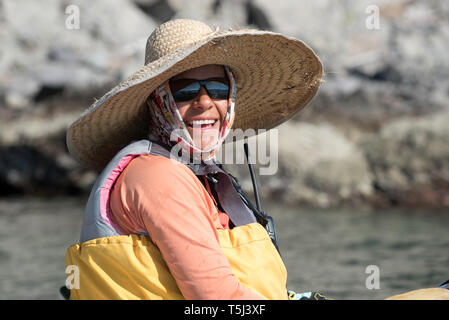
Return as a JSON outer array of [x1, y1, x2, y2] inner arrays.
[[191, 86, 214, 111]]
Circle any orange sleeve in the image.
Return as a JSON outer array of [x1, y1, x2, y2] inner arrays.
[[109, 154, 264, 300]]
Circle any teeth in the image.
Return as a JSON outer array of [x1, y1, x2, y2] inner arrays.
[[188, 119, 216, 126]]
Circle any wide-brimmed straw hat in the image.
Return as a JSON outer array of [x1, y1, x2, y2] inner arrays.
[[67, 19, 323, 170]]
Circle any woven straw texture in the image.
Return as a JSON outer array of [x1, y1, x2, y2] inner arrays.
[[67, 19, 323, 170]]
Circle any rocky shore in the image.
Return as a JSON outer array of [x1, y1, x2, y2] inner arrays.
[[1, 0, 449, 209]]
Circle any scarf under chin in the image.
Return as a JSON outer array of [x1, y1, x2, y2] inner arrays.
[[146, 66, 236, 162]]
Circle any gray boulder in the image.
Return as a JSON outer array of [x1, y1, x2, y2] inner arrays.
[[276, 122, 373, 207], [360, 110, 449, 207], [0, 0, 157, 109], [226, 122, 373, 208]]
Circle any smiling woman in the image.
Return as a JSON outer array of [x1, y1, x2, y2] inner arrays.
[[148, 64, 233, 154], [63, 18, 324, 300]]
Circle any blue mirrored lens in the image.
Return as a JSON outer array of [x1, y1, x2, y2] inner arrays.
[[172, 81, 229, 102], [172, 83, 201, 102], [204, 81, 229, 99]]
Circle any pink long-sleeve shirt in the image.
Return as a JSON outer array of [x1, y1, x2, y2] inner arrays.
[[109, 154, 264, 300]]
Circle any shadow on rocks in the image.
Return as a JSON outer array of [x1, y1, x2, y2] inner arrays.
[[0, 144, 82, 197]]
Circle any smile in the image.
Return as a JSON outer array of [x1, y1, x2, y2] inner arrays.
[[186, 119, 218, 129]]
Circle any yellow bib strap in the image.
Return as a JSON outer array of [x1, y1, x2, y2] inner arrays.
[[218, 223, 288, 300]]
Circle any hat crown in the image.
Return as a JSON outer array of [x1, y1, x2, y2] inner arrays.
[[145, 19, 213, 64]]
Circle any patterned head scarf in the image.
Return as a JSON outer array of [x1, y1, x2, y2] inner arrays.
[[146, 66, 236, 162]]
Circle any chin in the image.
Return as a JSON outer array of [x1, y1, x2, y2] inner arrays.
[[189, 130, 220, 151], [195, 138, 219, 151]]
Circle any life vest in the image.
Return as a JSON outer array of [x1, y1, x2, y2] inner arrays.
[[65, 139, 288, 300]]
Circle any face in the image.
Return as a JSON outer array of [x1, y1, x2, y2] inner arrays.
[[170, 65, 229, 151]]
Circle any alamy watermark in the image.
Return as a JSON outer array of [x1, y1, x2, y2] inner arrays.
[[168, 128, 279, 175], [65, 5, 80, 30], [365, 265, 380, 290], [365, 5, 380, 30], [218, 129, 278, 176], [65, 265, 80, 290]]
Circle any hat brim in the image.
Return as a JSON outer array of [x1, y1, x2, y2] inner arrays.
[[67, 30, 323, 170]]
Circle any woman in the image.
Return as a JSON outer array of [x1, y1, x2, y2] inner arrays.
[[64, 19, 324, 300]]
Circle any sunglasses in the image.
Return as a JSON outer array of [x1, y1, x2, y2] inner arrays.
[[169, 77, 230, 102]]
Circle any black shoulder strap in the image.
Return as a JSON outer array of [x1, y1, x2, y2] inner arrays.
[[219, 166, 280, 253]]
